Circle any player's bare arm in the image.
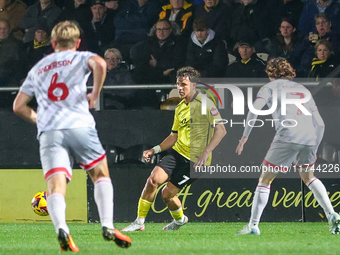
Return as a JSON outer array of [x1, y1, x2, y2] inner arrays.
[[87, 55, 107, 109], [143, 132, 178, 162], [194, 123, 226, 168], [13, 92, 37, 124]]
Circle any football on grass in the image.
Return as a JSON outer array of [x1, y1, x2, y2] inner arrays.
[[31, 191, 49, 216]]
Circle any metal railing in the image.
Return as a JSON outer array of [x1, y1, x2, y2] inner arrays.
[[1, 81, 331, 110]]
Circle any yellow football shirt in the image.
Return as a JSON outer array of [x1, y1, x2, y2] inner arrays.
[[171, 91, 222, 165]]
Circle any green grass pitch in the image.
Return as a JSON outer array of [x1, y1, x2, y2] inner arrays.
[[0, 222, 338, 255]]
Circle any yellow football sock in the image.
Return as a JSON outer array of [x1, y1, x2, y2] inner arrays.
[[137, 198, 152, 218], [170, 207, 184, 221]]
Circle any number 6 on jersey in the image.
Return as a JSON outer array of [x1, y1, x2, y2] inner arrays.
[[48, 73, 69, 101]]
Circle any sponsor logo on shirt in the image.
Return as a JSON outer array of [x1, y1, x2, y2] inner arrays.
[[211, 107, 219, 116]]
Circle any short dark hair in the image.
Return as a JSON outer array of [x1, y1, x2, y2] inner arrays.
[[176, 66, 201, 82], [193, 17, 209, 31]]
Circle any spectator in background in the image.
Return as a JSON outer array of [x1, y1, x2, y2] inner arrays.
[[263, 0, 304, 39], [0, 0, 27, 40], [159, 0, 194, 37], [186, 17, 228, 77], [195, 0, 232, 44], [230, 0, 267, 52], [114, 0, 160, 45], [103, 0, 121, 26], [298, 0, 340, 36], [266, 17, 304, 66], [57, 0, 92, 32], [87, 48, 143, 109], [19, 0, 61, 43], [226, 39, 266, 78], [105, 0, 120, 15], [308, 13, 340, 54], [112, 0, 161, 61], [0, 19, 27, 87], [25, 22, 51, 69], [296, 13, 340, 77], [308, 39, 339, 81], [130, 19, 186, 85], [57, 0, 93, 51], [84, 0, 115, 54]]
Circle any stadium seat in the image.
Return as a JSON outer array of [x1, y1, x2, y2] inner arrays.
[[105, 145, 125, 165], [256, 53, 269, 62], [317, 142, 339, 163], [228, 53, 236, 64]]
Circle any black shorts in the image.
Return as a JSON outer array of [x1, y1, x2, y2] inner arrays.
[[158, 148, 196, 189]]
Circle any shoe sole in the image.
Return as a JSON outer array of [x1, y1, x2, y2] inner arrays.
[[66, 235, 80, 252], [113, 229, 132, 248], [103, 228, 132, 248], [58, 229, 79, 252]]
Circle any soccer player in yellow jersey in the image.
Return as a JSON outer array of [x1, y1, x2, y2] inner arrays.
[[122, 66, 226, 232]]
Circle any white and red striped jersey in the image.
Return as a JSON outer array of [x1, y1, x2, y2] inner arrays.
[[20, 51, 97, 136], [256, 79, 318, 145]]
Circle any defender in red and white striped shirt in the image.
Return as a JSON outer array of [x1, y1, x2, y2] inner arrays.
[[13, 20, 131, 252], [235, 57, 340, 236]]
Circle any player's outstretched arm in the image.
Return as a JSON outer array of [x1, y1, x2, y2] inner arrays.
[[87, 55, 107, 109], [143, 132, 178, 162], [194, 123, 227, 168], [13, 92, 37, 124]]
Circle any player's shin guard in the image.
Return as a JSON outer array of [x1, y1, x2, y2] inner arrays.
[[306, 177, 334, 218], [47, 193, 69, 234], [137, 198, 152, 224], [170, 206, 184, 222], [249, 183, 271, 227], [94, 177, 114, 229]]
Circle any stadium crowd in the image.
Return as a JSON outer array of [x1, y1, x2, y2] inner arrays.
[[1, 0, 340, 108]]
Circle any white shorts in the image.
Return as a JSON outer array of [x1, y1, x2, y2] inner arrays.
[[39, 127, 106, 181], [263, 141, 316, 173]]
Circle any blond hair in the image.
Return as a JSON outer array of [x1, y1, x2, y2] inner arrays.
[[104, 48, 123, 61], [265, 57, 296, 80], [51, 21, 80, 49], [315, 39, 333, 55]]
